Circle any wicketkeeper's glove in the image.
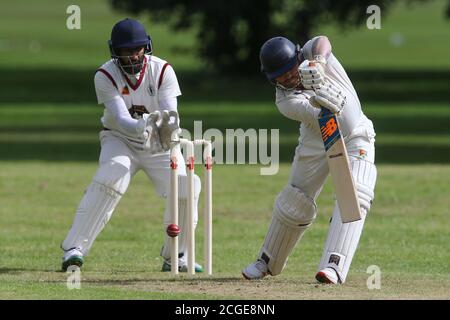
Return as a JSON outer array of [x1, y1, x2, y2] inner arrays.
[[142, 111, 164, 154], [158, 110, 181, 151]]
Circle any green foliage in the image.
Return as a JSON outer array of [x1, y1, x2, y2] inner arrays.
[[110, 0, 449, 72], [110, 0, 272, 72], [2, 0, 450, 70]]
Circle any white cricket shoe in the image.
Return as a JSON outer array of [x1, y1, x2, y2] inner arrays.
[[315, 267, 341, 284], [61, 248, 84, 271], [242, 259, 269, 280]]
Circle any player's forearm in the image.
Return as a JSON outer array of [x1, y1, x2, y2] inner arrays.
[[104, 97, 146, 136], [276, 91, 320, 125], [312, 36, 332, 60]]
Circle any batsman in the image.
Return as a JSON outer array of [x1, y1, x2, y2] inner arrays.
[[60, 18, 203, 273], [242, 36, 377, 284]]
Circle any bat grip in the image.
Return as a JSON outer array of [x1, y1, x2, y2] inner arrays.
[[320, 107, 332, 117]]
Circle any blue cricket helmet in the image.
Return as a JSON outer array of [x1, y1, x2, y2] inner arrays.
[[109, 18, 152, 57], [108, 18, 153, 75], [260, 37, 301, 82]]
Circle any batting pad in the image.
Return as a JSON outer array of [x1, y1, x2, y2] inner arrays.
[[62, 159, 131, 255], [318, 160, 377, 283], [61, 181, 123, 255], [259, 184, 317, 275]]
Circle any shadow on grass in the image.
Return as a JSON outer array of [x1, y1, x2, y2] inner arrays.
[[1, 140, 449, 164], [0, 113, 449, 163], [0, 67, 449, 163], [1, 112, 450, 135], [0, 67, 449, 104], [1, 108, 450, 163]]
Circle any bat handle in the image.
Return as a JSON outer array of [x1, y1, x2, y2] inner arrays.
[[320, 107, 332, 117]]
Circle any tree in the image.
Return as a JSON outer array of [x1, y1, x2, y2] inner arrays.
[[109, 0, 440, 73]]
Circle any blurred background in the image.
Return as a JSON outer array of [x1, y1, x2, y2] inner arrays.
[[1, 0, 449, 163], [0, 0, 449, 299]]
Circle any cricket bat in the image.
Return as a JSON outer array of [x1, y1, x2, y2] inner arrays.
[[319, 107, 361, 223]]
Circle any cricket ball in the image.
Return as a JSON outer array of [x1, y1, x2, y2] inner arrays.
[[166, 224, 180, 237]]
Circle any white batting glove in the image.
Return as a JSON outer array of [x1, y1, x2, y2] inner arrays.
[[299, 58, 326, 90], [142, 111, 164, 153], [309, 81, 346, 114], [158, 110, 181, 151]]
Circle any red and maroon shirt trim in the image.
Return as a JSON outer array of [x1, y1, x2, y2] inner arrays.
[[158, 63, 170, 89], [96, 68, 118, 89]]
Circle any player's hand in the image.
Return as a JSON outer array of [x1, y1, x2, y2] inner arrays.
[[158, 110, 181, 151], [309, 82, 346, 114], [299, 58, 326, 90], [143, 111, 164, 154]]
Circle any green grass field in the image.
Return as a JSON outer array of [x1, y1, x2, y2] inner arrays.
[[0, 162, 449, 299], [0, 0, 449, 300]]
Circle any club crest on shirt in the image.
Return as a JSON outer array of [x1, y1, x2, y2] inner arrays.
[[129, 105, 149, 119]]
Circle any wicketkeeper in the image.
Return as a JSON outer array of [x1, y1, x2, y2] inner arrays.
[[242, 36, 377, 284], [60, 18, 203, 273]]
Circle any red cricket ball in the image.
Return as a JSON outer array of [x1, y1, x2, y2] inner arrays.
[[166, 224, 180, 237]]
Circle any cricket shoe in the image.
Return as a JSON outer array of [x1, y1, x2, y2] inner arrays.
[[242, 259, 268, 280], [61, 248, 84, 272], [315, 267, 341, 284], [161, 255, 204, 273]]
